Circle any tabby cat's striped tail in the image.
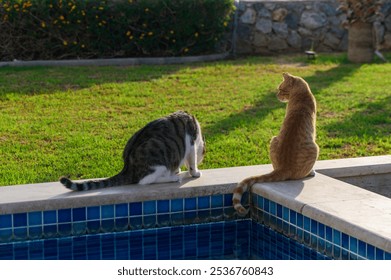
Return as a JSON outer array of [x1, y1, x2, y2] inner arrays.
[[60, 173, 127, 191], [232, 170, 289, 215]]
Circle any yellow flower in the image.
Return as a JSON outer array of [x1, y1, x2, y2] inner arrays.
[[81, 44, 85, 48], [145, 8, 149, 12], [63, 41, 68, 46], [184, 48, 189, 53], [99, 7, 104, 10], [170, 30, 174, 34], [223, 21, 228, 27], [126, 31, 131, 36], [194, 32, 199, 38], [41, 21, 46, 28], [59, 15, 65, 21], [148, 32, 153, 36]]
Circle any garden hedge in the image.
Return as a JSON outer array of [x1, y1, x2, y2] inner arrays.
[[0, 0, 234, 60]]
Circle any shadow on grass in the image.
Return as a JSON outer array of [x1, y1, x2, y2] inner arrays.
[[0, 64, 184, 97], [325, 94, 391, 138]]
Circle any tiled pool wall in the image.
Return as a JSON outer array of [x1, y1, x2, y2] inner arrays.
[[0, 193, 240, 243], [0, 191, 389, 260], [250, 194, 391, 260]]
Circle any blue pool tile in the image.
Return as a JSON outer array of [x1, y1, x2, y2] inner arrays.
[[310, 220, 318, 235], [115, 203, 128, 217], [157, 214, 170, 227], [14, 242, 29, 259], [185, 198, 196, 211], [318, 223, 325, 239], [73, 222, 87, 235], [58, 209, 71, 223], [101, 219, 115, 232], [367, 244, 375, 260], [325, 226, 333, 242], [87, 221, 100, 233], [143, 201, 156, 215], [115, 217, 129, 231], [129, 216, 143, 230], [0, 215, 12, 228], [263, 198, 270, 212], [385, 252, 391, 260], [29, 240, 44, 260], [43, 210, 56, 224], [350, 236, 358, 253], [116, 234, 130, 260], [0, 244, 13, 259], [28, 211, 42, 226], [296, 213, 303, 228], [29, 226, 43, 239], [170, 213, 184, 226], [13, 213, 27, 227], [270, 201, 276, 215], [0, 229, 12, 242], [211, 195, 223, 208], [87, 235, 101, 259], [197, 196, 210, 209], [341, 233, 349, 249], [58, 223, 72, 236], [102, 205, 114, 218], [72, 208, 86, 222], [303, 216, 310, 231], [358, 240, 367, 257], [143, 215, 157, 228], [171, 199, 183, 212], [224, 193, 233, 207], [43, 225, 57, 238], [73, 236, 87, 260], [14, 227, 28, 240], [129, 202, 142, 216], [157, 200, 169, 213], [375, 248, 384, 260], [333, 229, 341, 246], [276, 204, 282, 218], [257, 196, 264, 210], [289, 209, 296, 225], [44, 239, 58, 260], [282, 206, 289, 222], [87, 206, 100, 220], [101, 234, 115, 259], [58, 238, 72, 260]]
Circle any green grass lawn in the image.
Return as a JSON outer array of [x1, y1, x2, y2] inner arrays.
[[1, 53, 390, 186]]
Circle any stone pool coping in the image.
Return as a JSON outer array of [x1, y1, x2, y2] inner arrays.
[[1, 155, 390, 252]]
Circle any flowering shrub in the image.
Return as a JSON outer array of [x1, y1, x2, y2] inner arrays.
[[0, 0, 234, 60]]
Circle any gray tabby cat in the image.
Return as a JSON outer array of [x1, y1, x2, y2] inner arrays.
[[60, 111, 205, 191]]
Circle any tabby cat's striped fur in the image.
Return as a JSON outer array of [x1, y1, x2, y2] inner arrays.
[[233, 73, 319, 215], [60, 111, 205, 191]]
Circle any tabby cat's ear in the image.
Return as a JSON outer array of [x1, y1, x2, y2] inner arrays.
[[282, 72, 292, 80]]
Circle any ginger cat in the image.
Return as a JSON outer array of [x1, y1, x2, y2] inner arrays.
[[233, 73, 319, 215]]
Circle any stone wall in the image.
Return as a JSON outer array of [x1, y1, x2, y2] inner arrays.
[[234, 0, 391, 54]]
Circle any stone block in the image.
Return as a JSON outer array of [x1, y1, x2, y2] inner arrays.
[[256, 18, 272, 34], [272, 22, 288, 38], [272, 8, 288, 22], [268, 36, 288, 51], [300, 11, 328, 30], [240, 8, 257, 25], [287, 30, 302, 49]]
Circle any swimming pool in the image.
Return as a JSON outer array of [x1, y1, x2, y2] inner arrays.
[[1, 157, 390, 260]]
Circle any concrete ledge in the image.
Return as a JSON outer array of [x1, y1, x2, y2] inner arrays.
[[252, 173, 391, 252], [0, 156, 390, 252], [0, 52, 230, 67]]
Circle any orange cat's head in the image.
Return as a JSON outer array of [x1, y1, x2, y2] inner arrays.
[[277, 72, 309, 102]]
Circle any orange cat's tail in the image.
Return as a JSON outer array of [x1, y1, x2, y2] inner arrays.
[[232, 170, 289, 215]]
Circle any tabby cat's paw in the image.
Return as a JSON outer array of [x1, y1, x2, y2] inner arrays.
[[190, 170, 202, 178]]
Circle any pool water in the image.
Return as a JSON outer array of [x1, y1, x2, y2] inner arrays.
[[0, 220, 329, 260]]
